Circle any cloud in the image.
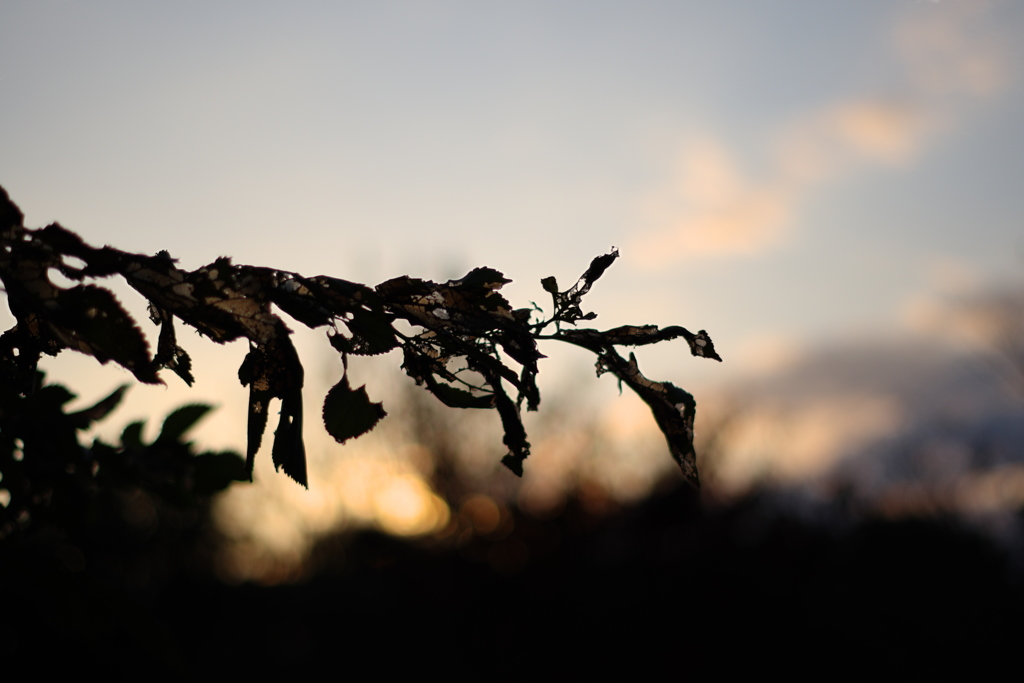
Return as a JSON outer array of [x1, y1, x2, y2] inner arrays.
[[899, 255, 985, 337], [895, 0, 1008, 98], [632, 139, 796, 261], [701, 326, 1024, 493], [631, 1, 1008, 267], [730, 332, 804, 376], [901, 273, 1024, 398], [827, 101, 934, 165], [712, 394, 905, 489]]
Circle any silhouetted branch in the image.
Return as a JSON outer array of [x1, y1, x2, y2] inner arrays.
[[0, 185, 720, 488]]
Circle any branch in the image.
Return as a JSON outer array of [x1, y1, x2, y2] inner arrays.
[[0, 186, 720, 488]]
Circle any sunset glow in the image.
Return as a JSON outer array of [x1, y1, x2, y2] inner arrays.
[[3, 1, 1024, 564]]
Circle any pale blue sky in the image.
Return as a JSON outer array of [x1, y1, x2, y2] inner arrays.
[[3, 1, 1024, 453]]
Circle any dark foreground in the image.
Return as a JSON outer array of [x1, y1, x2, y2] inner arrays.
[[4, 483, 1022, 676]]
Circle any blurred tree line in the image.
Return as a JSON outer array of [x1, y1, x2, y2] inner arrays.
[[5, 381, 1022, 675]]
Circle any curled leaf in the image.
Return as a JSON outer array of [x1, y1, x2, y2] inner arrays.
[[597, 351, 700, 487], [238, 337, 306, 486], [546, 248, 620, 326]]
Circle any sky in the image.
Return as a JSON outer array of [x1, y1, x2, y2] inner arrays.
[[3, 1, 1024, 569]]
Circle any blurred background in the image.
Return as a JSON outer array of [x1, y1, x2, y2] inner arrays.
[[3, 0, 1024, 670]]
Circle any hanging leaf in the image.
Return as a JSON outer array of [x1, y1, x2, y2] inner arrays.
[[322, 374, 387, 445], [272, 390, 306, 487], [238, 337, 306, 486], [321, 374, 385, 444], [595, 351, 701, 487], [151, 304, 194, 385]]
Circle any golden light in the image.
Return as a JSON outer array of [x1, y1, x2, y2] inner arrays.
[[211, 438, 451, 583], [373, 473, 450, 537]]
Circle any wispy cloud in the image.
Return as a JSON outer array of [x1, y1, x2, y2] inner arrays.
[[631, 1, 1008, 266]]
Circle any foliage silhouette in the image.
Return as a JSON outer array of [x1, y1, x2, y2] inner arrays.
[[0, 368, 243, 672], [0, 367, 246, 540], [0, 185, 720, 491]]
